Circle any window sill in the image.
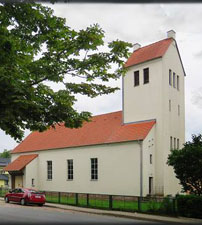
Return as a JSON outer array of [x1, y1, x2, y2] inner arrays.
[[90, 179, 98, 181], [66, 179, 73, 181], [47, 179, 52, 181]]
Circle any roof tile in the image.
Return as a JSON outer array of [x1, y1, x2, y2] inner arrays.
[[125, 38, 173, 67], [4, 154, 38, 171], [12, 111, 155, 154]]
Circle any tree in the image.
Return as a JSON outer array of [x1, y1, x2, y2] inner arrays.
[[0, 149, 11, 158], [0, 3, 132, 141], [167, 134, 202, 195]]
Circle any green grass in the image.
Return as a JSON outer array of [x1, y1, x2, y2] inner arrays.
[[45, 194, 164, 212], [1, 188, 173, 214]]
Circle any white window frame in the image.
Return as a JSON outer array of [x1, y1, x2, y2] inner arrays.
[[173, 72, 176, 88], [169, 69, 172, 86], [91, 158, 98, 180], [177, 75, 179, 90], [143, 68, 149, 84], [170, 136, 173, 150], [134, 70, 140, 87], [67, 159, 73, 180], [47, 160, 52, 180]]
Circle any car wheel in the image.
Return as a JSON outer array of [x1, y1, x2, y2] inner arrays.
[[38, 204, 43, 207], [5, 197, 9, 203], [20, 198, 26, 206]]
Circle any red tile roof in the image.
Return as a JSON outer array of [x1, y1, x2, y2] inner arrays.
[[125, 38, 173, 68], [4, 154, 38, 171], [12, 111, 155, 154]]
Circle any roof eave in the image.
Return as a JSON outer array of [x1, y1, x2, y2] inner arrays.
[[173, 39, 186, 76], [11, 139, 144, 154], [125, 56, 162, 69]]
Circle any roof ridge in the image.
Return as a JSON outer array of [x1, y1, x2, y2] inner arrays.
[[134, 37, 173, 52], [92, 110, 122, 117]]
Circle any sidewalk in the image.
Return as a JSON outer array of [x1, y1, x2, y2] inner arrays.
[[44, 202, 202, 224], [1, 197, 202, 224]]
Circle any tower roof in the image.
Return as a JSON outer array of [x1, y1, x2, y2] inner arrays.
[[125, 38, 173, 68]]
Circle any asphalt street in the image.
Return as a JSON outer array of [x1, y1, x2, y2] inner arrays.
[[0, 201, 163, 225]]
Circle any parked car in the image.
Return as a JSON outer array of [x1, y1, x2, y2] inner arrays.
[[4, 188, 46, 206]]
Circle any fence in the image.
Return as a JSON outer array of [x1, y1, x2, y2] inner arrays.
[[43, 191, 177, 215], [0, 188, 177, 215]]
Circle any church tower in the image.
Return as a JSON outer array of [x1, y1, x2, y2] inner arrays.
[[123, 31, 185, 195]]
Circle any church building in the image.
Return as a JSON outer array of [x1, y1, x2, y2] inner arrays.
[[5, 30, 185, 197]]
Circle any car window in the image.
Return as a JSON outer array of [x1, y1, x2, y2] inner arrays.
[[28, 189, 42, 194], [17, 189, 24, 193], [12, 189, 18, 193], [29, 190, 37, 194]]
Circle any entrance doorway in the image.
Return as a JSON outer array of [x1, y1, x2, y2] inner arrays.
[[15, 176, 23, 188], [10, 171, 24, 189], [149, 177, 153, 195], [11, 176, 15, 189]]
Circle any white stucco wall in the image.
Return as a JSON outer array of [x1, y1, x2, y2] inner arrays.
[[123, 39, 185, 196], [24, 157, 39, 189], [123, 58, 163, 124], [162, 41, 185, 195], [11, 141, 145, 196], [142, 125, 155, 196]]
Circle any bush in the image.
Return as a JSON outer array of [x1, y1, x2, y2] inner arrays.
[[177, 195, 202, 218], [159, 196, 176, 215]]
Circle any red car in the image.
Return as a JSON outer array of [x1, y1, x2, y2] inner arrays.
[[5, 188, 46, 206]]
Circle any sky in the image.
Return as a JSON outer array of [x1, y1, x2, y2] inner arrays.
[[1, 3, 202, 152]]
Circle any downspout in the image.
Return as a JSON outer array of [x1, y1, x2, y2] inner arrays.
[[138, 140, 143, 197]]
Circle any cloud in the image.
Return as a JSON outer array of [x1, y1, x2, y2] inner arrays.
[[194, 51, 202, 58], [160, 4, 202, 34], [191, 88, 202, 108]]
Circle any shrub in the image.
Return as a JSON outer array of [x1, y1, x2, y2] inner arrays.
[[159, 196, 175, 215], [177, 195, 202, 218]]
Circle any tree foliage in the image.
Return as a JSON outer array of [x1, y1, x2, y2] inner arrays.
[[0, 149, 11, 158], [167, 134, 202, 195], [0, 3, 132, 141]]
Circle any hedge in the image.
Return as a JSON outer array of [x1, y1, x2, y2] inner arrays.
[[176, 195, 202, 218]]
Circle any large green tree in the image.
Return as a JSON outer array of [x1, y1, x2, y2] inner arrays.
[[167, 134, 202, 195], [0, 3, 132, 141]]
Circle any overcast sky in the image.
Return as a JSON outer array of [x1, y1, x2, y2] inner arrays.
[[1, 3, 202, 152]]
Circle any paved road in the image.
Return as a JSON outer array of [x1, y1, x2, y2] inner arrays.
[[0, 201, 163, 225]]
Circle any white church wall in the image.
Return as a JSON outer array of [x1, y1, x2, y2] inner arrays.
[[24, 157, 39, 189], [123, 57, 163, 124], [123, 57, 167, 195], [12, 141, 142, 196], [142, 125, 155, 196], [123, 57, 165, 195], [162, 40, 185, 196], [123, 39, 185, 196]]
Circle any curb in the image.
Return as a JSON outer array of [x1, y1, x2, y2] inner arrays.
[[44, 204, 180, 224], [44, 202, 202, 225]]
